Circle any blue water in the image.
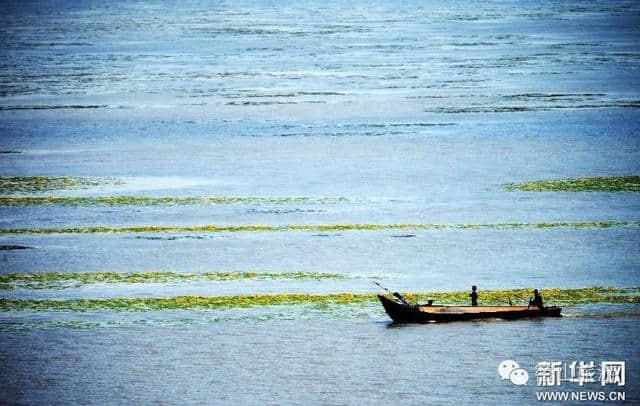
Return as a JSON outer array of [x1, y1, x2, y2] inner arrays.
[[1, 0, 639, 404]]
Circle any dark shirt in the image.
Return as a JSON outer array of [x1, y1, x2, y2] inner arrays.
[[470, 291, 478, 306], [531, 294, 544, 308]]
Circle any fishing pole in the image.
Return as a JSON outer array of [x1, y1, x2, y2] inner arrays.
[[373, 281, 394, 296], [373, 281, 411, 305]]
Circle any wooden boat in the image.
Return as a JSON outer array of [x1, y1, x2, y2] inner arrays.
[[378, 294, 561, 323]]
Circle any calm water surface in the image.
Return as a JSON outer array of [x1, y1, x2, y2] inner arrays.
[[1, 0, 639, 404]]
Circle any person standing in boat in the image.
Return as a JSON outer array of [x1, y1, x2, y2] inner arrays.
[[530, 289, 544, 308], [470, 285, 478, 306]]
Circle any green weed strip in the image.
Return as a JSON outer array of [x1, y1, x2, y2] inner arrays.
[[0, 271, 349, 290], [0, 221, 638, 235], [0, 195, 349, 206], [506, 176, 640, 192], [0, 287, 638, 312], [0, 176, 122, 194]]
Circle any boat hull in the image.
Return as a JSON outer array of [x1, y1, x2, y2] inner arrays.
[[378, 295, 562, 323]]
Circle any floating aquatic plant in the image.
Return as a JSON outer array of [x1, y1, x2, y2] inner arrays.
[[0, 221, 637, 235], [404, 286, 640, 306], [0, 287, 637, 312], [0, 195, 349, 206], [0, 176, 122, 194], [0, 271, 350, 290], [505, 176, 640, 192], [0, 104, 107, 111], [425, 102, 639, 114], [0, 320, 103, 331]]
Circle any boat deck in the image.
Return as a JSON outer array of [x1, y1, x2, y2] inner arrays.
[[416, 305, 538, 313]]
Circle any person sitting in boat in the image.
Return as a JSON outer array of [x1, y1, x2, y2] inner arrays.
[[529, 289, 544, 308], [470, 285, 478, 306], [393, 292, 410, 305]]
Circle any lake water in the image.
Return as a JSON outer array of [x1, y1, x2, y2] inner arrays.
[[1, 0, 639, 404]]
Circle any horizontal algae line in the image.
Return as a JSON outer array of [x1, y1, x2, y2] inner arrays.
[[506, 176, 640, 192], [0, 195, 350, 206], [0, 221, 638, 235], [0, 287, 638, 312], [0, 176, 122, 194], [0, 271, 350, 290]]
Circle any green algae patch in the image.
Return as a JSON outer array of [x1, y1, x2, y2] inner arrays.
[[0, 320, 103, 331], [0, 271, 349, 290], [1, 221, 638, 235], [0, 176, 122, 195], [404, 286, 640, 306], [0, 195, 349, 206], [0, 293, 375, 312], [506, 176, 640, 192], [1, 287, 638, 312]]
